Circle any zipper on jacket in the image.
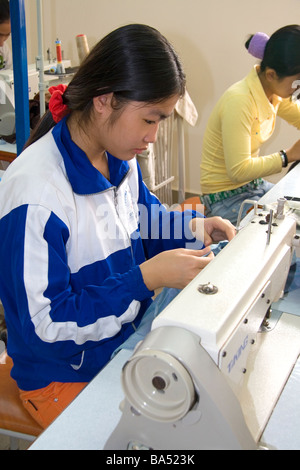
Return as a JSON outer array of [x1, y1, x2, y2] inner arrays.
[[113, 187, 134, 261], [113, 184, 139, 333]]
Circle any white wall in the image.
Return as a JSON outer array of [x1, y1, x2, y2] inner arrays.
[[24, 0, 300, 194]]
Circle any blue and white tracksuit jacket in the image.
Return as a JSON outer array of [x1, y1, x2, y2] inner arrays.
[[0, 117, 204, 391]]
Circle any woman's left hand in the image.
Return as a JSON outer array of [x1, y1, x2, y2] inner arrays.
[[190, 216, 236, 246]]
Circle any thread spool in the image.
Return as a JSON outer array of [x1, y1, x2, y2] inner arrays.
[[55, 38, 65, 74], [276, 197, 287, 220], [76, 34, 89, 64]]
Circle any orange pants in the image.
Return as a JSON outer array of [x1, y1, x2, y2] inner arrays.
[[19, 381, 88, 429]]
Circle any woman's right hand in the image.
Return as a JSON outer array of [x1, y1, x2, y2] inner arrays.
[[139, 246, 214, 291]]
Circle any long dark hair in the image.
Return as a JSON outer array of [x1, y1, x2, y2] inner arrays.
[[245, 25, 300, 78], [0, 0, 10, 23], [25, 24, 186, 148]]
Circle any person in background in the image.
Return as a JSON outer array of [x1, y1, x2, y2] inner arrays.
[[0, 24, 235, 429], [200, 25, 300, 225], [0, 0, 12, 70]]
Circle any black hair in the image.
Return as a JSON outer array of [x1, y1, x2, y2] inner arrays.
[[25, 24, 186, 148], [245, 25, 300, 78], [0, 0, 10, 23]]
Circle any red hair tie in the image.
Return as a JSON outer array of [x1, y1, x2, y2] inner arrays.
[[48, 84, 69, 123]]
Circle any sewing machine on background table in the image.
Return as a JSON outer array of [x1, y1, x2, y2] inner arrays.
[[30, 164, 300, 451], [0, 60, 72, 140]]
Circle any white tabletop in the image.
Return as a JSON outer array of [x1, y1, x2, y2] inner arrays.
[[0, 140, 17, 154]]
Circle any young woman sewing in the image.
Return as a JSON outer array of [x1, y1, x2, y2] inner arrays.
[[0, 24, 235, 429], [200, 25, 300, 224]]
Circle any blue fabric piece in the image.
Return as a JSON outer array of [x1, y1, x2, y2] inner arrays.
[[272, 256, 300, 316], [284, 257, 300, 293]]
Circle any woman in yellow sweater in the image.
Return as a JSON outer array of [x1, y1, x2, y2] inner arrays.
[[200, 25, 300, 224]]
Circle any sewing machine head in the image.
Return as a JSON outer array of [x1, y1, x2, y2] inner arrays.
[[107, 201, 300, 450]]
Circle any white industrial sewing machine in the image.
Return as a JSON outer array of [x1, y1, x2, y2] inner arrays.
[[105, 198, 300, 450]]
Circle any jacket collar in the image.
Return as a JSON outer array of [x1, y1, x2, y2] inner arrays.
[[246, 65, 282, 120], [52, 117, 130, 195]]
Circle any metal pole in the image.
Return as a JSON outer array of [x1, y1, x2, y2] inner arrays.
[[10, 0, 30, 155], [36, 0, 45, 117]]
